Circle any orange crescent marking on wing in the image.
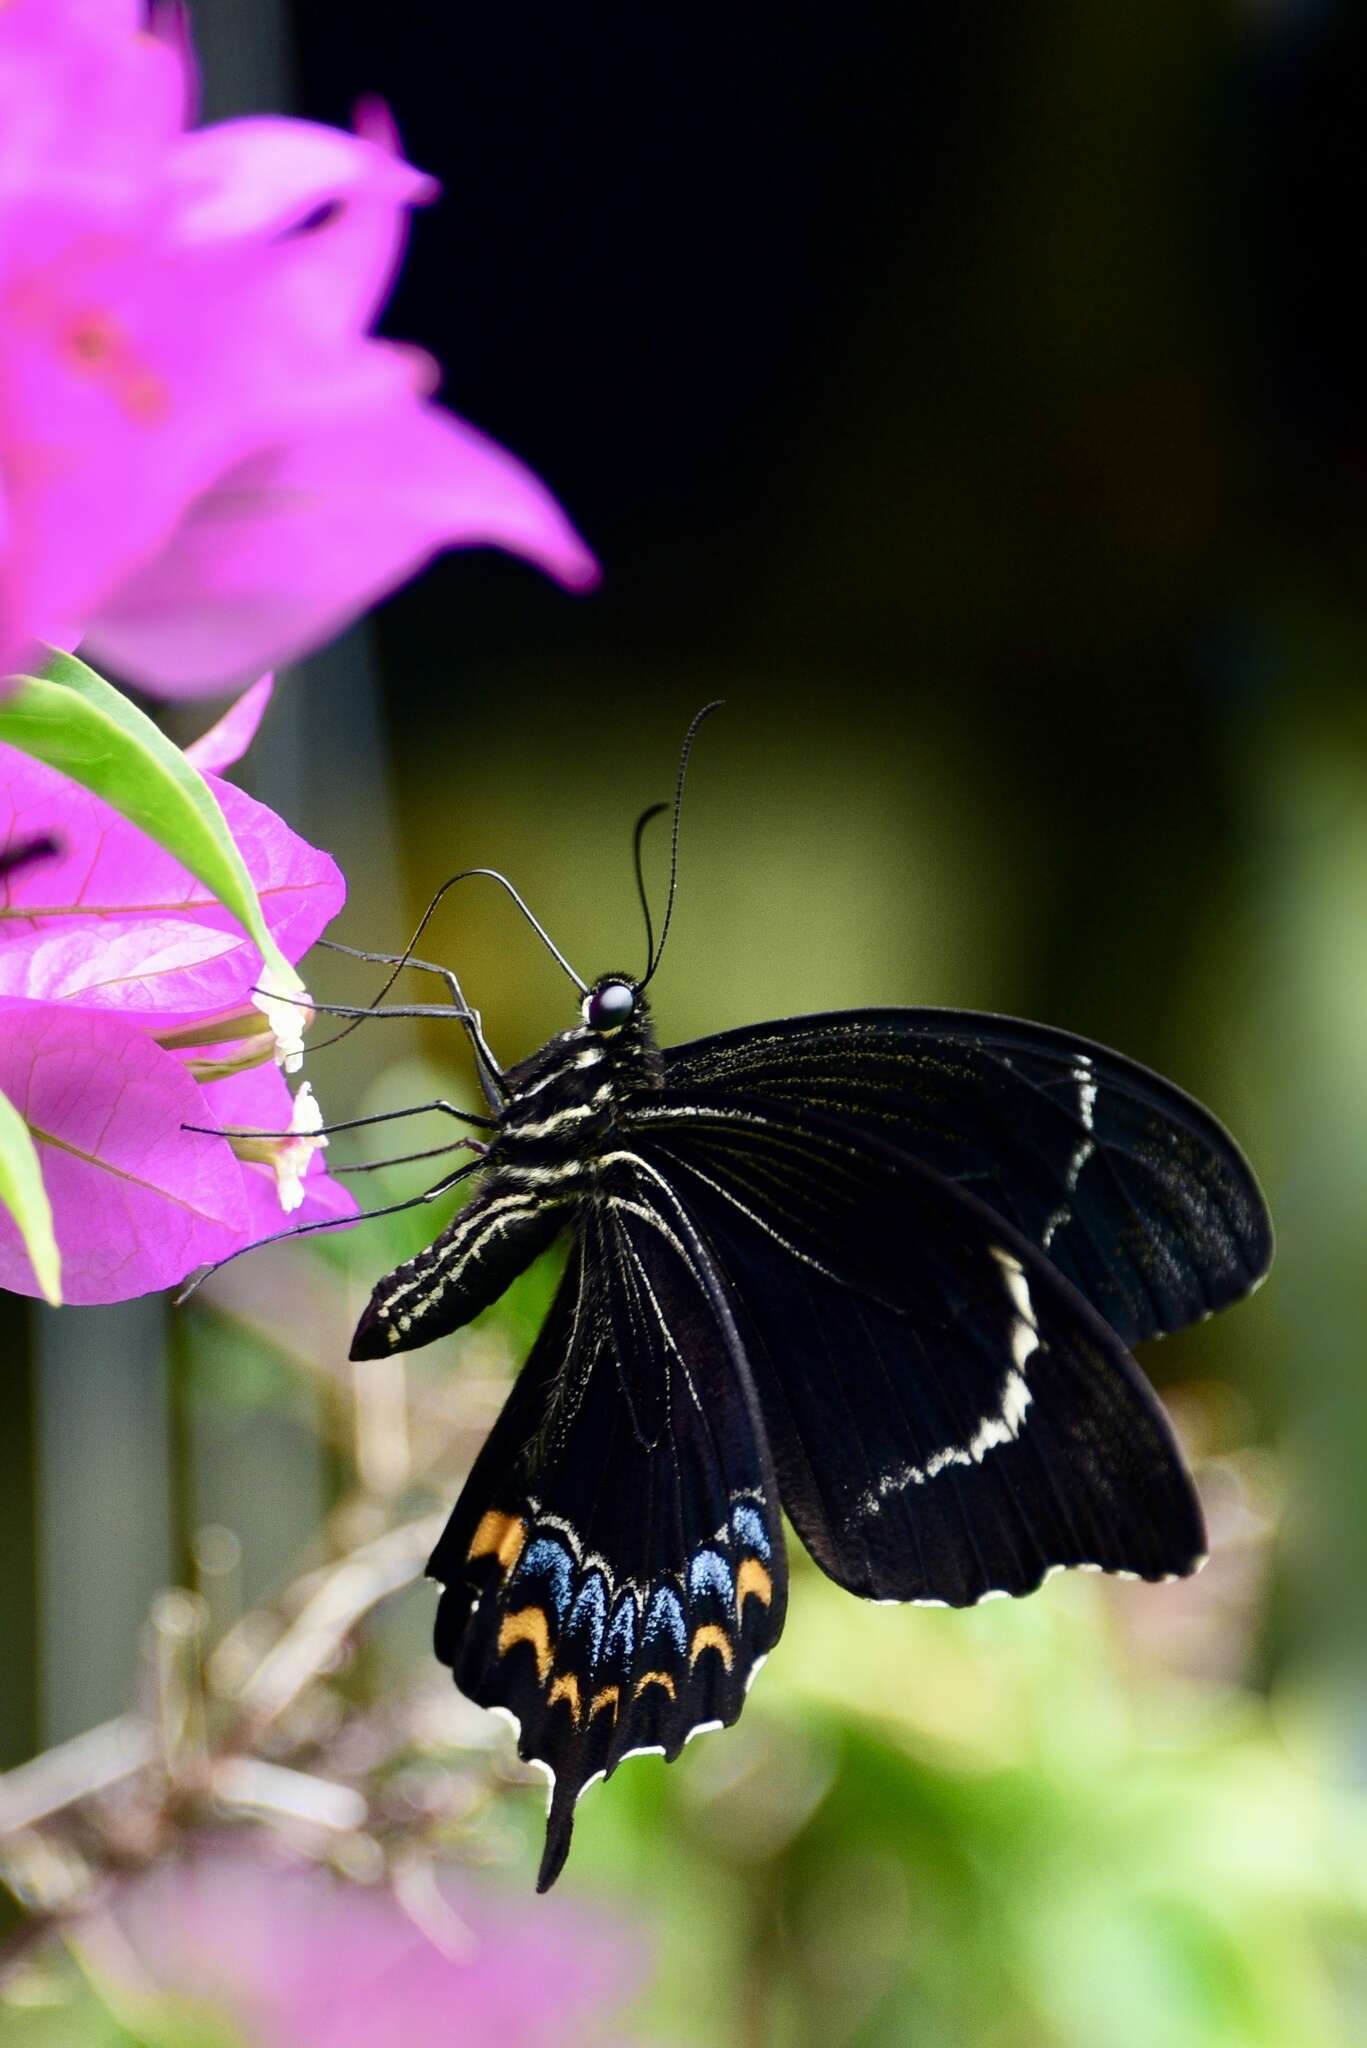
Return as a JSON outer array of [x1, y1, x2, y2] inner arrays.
[[689, 1623, 735, 1670], [497, 1606, 553, 1684], [468, 1510, 528, 1574], [589, 1685, 620, 1723], [737, 1558, 773, 1609], [547, 1672, 583, 1725], [632, 1669, 677, 1700]]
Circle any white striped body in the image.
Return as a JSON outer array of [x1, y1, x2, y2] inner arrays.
[[349, 993, 662, 1360]]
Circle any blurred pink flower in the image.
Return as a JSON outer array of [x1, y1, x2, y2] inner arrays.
[[0, 677, 357, 1302], [86, 1845, 646, 2048], [0, 1, 597, 697]]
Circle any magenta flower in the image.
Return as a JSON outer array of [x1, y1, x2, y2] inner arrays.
[[0, 679, 357, 1303], [85, 1845, 646, 2048], [0, 1, 596, 697]]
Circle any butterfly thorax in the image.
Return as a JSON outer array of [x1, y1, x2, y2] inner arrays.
[[496, 985, 662, 1161], [349, 983, 661, 1360]]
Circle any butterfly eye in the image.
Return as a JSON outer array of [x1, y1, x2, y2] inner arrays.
[[585, 981, 636, 1031]]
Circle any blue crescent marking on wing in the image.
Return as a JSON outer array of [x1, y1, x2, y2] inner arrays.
[[604, 1593, 637, 1662], [731, 1503, 771, 1560], [688, 1548, 734, 1604], [645, 1585, 687, 1655], [566, 1574, 607, 1662], [515, 1537, 575, 1622]]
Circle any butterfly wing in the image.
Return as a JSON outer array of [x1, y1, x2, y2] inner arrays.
[[663, 1009, 1272, 1346], [626, 1093, 1206, 1607], [427, 1169, 786, 1891]]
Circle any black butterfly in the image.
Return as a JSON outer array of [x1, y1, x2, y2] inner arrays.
[[337, 710, 1272, 1891]]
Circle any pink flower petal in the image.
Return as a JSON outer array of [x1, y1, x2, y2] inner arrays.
[[0, 917, 275, 1018], [184, 672, 274, 774], [167, 116, 431, 248], [2, 105, 431, 667], [14, 4, 148, 37], [0, 2, 186, 194], [0, 744, 343, 1016], [353, 96, 402, 158], [166, 116, 434, 334], [81, 398, 599, 695], [2, 8, 597, 694], [0, 997, 247, 1302], [1, 226, 288, 645]]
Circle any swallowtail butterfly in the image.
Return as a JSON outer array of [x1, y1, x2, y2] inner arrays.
[[343, 711, 1272, 1890]]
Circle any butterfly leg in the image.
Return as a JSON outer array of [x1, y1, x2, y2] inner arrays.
[[173, 1156, 484, 1306], [182, 1099, 498, 1141], [304, 944, 505, 1090], [332, 1138, 489, 1175]]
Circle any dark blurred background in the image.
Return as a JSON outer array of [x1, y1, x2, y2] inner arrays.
[[287, 0, 1365, 1075], [6, 2, 1367, 2041]]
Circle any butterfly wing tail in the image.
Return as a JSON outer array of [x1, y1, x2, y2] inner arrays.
[[428, 1187, 786, 1889]]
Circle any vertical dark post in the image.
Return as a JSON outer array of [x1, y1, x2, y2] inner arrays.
[[34, 1301, 173, 1743], [0, 1297, 38, 1947], [0, 1299, 39, 1771]]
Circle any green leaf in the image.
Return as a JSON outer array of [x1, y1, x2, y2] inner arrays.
[[0, 649, 298, 1000], [0, 1083, 61, 1304]]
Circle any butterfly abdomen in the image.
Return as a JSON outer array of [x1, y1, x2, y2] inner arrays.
[[350, 1016, 659, 1363], [349, 1178, 570, 1360]]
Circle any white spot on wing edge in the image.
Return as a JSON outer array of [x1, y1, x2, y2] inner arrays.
[[486, 1703, 556, 1814]]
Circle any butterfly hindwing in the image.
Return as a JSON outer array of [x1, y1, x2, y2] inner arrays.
[[628, 1094, 1206, 1608], [663, 1010, 1272, 1347], [427, 1172, 786, 1890]]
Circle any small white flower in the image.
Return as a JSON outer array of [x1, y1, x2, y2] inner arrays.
[[252, 964, 313, 1074], [273, 1081, 328, 1213], [223, 1080, 328, 1212]]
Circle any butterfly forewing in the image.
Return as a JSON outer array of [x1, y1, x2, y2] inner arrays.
[[427, 1164, 786, 1892], [627, 1094, 1206, 1607], [662, 1010, 1272, 1346]]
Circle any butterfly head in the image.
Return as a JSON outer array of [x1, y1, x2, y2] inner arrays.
[[582, 975, 641, 1037]]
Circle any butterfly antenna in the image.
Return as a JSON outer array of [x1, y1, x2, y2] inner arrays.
[[306, 868, 588, 1056], [461, 869, 588, 994], [631, 802, 668, 981], [639, 701, 723, 989]]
